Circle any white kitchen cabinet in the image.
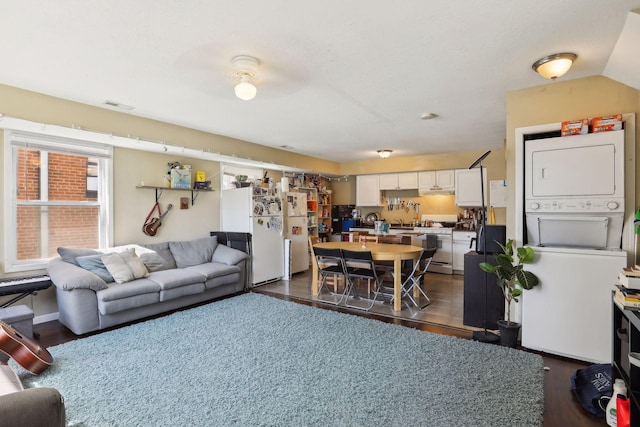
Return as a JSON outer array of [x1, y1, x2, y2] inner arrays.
[[356, 175, 380, 206], [454, 168, 487, 207], [418, 170, 455, 191], [453, 230, 476, 273], [379, 172, 418, 190]]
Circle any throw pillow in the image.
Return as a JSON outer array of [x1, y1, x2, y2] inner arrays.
[[76, 253, 115, 283], [102, 249, 149, 284], [57, 247, 101, 266], [211, 244, 249, 265], [139, 242, 177, 271], [169, 236, 218, 268]]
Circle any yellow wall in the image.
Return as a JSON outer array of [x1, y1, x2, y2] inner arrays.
[[506, 76, 640, 236], [0, 83, 341, 174]]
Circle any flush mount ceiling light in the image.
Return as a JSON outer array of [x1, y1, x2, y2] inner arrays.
[[377, 149, 393, 158], [532, 52, 577, 80], [232, 55, 260, 101], [420, 112, 438, 120]]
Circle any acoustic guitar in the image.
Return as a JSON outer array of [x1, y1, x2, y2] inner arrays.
[[143, 204, 173, 237], [0, 321, 52, 375]]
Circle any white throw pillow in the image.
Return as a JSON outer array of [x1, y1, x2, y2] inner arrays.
[[102, 248, 149, 284]]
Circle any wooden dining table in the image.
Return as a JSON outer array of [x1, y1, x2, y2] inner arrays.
[[311, 241, 423, 312]]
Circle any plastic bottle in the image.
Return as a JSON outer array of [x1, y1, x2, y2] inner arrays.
[[606, 379, 628, 426]]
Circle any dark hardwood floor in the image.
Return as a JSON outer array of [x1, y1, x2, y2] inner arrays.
[[32, 278, 606, 427]]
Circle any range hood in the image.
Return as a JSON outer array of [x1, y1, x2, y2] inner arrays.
[[418, 186, 454, 196]]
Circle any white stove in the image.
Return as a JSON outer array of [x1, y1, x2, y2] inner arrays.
[[413, 214, 457, 274]]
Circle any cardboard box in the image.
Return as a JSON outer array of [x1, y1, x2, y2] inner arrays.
[[561, 119, 589, 136], [592, 114, 622, 133], [171, 169, 191, 189]]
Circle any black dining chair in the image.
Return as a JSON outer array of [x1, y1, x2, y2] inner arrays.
[[341, 249, 386, 311], [393, 248, 436, 309], [313, 247, 347, 305]]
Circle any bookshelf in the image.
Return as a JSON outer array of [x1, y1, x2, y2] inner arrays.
[[290, 174, 332, 240], [298, 187, 318, 238], [318, 191, 331, 238], [612, 296, 640, 425]]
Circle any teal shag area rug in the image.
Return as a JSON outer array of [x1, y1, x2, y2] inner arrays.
[[15, 293, 544, 426]]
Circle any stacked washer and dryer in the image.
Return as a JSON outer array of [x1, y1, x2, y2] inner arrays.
[[518, 128, 628, 363]]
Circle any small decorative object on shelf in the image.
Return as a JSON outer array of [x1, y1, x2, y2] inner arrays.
[[195, 171, 211, 190], [167, 161, 192, 189], [234, 175, 251, 188]]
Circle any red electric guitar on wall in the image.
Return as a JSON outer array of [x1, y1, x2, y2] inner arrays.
[[0, 321, 52, 375], [142, 203, 173, 237]]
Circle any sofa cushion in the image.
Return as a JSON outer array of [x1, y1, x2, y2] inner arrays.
[[57, 247, 101, 266], [146, 269, 207, 290], [160, 283, 205, 302], [102, 249, 149, 284], [76, 253, 115, 283], [185, 262, 241, 280], [139, 242, 177, 271], [211, 244, 249, 265], [205, 272, 242, 290], [97, 279, 161, 301], [169, 236, 218, 268], [96, 278, 161, 314]]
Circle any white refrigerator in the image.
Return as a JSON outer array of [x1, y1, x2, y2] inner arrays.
[[284, 192, 309, 277], [221, 187, 284, 286]]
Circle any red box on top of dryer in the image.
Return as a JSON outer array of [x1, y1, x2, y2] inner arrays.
[[591, 114, 622, 133], [561, 118, 589, 136]]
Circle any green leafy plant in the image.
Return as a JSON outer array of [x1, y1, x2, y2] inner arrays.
[[479, 239, 540, 325]]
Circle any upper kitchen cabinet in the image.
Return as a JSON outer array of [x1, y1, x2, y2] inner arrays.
[[418, 170, 455, 194], [356, 175, 381, 206], [455, 168, 487, 207], [379, 172, 418, 190]]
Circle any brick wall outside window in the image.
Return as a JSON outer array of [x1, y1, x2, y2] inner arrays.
[[16, 149, 99, 260]]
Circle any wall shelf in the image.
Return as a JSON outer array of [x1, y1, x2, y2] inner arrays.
[[136, 185, 214, 206]]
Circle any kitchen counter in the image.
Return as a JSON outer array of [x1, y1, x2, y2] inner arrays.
[[351, 226, 479, 234], [351, 225, 415, 230]]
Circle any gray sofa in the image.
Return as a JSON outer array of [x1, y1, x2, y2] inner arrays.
[[47, 236, 249, 335], [0, 365, 65, 427]]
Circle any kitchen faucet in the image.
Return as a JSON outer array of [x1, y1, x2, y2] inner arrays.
[[394, 219, 404, 227]]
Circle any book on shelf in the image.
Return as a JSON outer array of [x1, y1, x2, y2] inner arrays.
[[619, 271, 640, 290], [615, 284, 640, 297], [622, 266, 640, 277], [615, 289, 640, 309]]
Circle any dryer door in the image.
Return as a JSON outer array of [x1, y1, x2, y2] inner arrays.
[[525, 130, 624, 200]]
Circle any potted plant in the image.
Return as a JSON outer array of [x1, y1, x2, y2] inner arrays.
[[479, 239, 540, 347]]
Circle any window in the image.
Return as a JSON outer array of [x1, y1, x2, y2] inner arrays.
[[4, 131, 112, 272]]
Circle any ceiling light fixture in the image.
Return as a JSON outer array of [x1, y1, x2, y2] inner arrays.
[[531, 52, 577, 80], [377, 149, 393, 159], [420, 112, 437, 120], [232, 55, 260, 101]]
